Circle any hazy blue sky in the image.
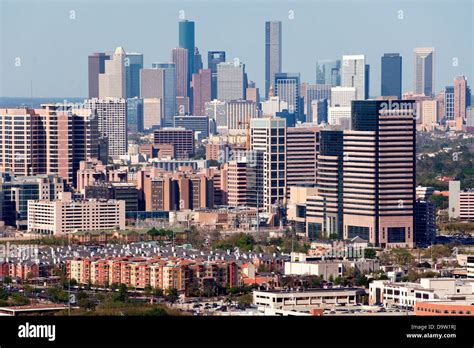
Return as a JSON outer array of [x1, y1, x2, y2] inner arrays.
[[1, 0, 473, 98]]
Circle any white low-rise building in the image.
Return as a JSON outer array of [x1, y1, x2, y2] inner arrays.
[[369, 278, 474, 308], [254, 288, 366, 312], [27, 192, 125, 235]]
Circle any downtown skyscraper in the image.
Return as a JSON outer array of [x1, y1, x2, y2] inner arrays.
[[414, 47, 435, 97], [274, 72, 301, 120], [306, 100, 416, 247], [381, 53, 402, 99], [172, 47, 189, 98], [179, 19, 195, 96], [208, 51, 226, 100], [99, 47, 127, 98], [316, 59, 341, 86], [341, 55, 366, 101], [217, 61, 246, 101], [125, 52, 144, 98], [151, 63, 177, 127], [191, 69, 212, 116], [453, 75, 470, 130], [88, 52, 110, 98], [265, 21, 282, 99]]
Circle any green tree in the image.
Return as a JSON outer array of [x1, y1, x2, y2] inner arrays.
[[0, 287, 8, 300], [10, 293, 30, 306], [47, 288, 69, 303], [166, 288, 179, 303], [112, 284, 128, 302], [237, 293, 253, 308], [153, 288, 164, 297], [364, 248, 376, 259]]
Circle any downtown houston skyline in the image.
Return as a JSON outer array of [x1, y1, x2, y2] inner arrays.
[[1, 0, 473, 98]]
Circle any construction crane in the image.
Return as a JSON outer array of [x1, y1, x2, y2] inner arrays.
[[238, 120, 251, 151]]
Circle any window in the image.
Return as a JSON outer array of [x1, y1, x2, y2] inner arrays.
[[387, 227, 406, 243]]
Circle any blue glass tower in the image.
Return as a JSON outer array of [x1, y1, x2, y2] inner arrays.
[[381, 53, 402, 99], [179, 20, 195, 96], [126, 53, 143, 99]]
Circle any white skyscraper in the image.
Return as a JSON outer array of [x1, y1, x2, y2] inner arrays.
[[86, 98, 127, 158], [330, 87, 356, 107], [414, 47, 435, 97], [250, 117, 286, 213], [261, 96, 288, 117], [99, 47, 126, 98], [328, 87, 356, 129], [217, 62, 245, 101], [341, 55, 366, 101]]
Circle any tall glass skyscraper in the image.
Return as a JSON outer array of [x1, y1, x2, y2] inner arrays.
[[265, 21, 282, 100], [126, 97, 144, 133], [126, 52, 143, 99], [208, 51, 226, 100], [316, 60, 341, 86], [179, 20, 195, 95], [381, 53, 402, 99], [151, 63, 177, 127], [274, 72, 301, 121]]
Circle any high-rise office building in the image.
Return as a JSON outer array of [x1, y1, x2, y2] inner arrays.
[[328, 87, 356, 129], [454, 75, 469, 130], [153, 128, 195, 159], [125, 52, 143, 99], [265, 21, 282, 99], [307, 100, 416, 246], [250, 117, 286, 213], [205, 100, 227, 130], [99, 47, 126, 98], [381, 53, 402, 99], [179, 19, 195, 96], [286, 126, 319, 187], [127, 97, 144, 133], [274, 73, 301, 121], [414, 47, 435, 97], [0, 173, 65, 228], [193, 47, 203, 73], [444, 86, 455, 120], [86, 98, 127, 159], [142, 98, 162, 130], [316, 60, 341, 86], [226, 100, 257, 130], [172, 47, 189, 98], [151, 63, 177, 127], [306, 129, 344, 239], [191, 69, 212, 116], [174, 115, 212, 141], [341, 55, 366, 100], [217, 62, 246, 101], [0, 105, 98, 186], [261, 96, 288, 117], [302, 84, 332, 123], [208, 51, 226, 100], [344, 100, 416, 247], [88, 52, 110, 98], [414, 200, 436, 246]]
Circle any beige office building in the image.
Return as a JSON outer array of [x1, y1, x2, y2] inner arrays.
[[27, 192, 125, 235], [99, 47, 126, 98]]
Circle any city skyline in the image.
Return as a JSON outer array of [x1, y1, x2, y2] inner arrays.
[[1, 0, 473, 98]]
